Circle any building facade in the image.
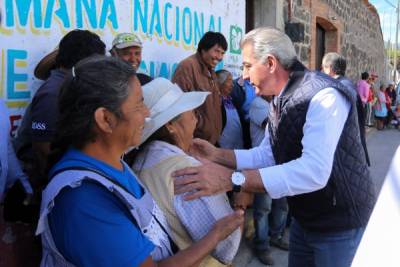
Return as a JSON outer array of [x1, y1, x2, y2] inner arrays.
[[247, 0, 385, 82]]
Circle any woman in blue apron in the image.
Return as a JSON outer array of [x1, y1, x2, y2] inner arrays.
[[36, 55, 243, 267]]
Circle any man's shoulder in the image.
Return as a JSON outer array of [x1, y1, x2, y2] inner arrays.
[[177, 54, 199, 68], [33, 71, 65, 100], [150, 147, 199, 168], [338, 76, 356, 91], [173, 54, 201, 83], [303, 71, 340, 90], [31, 83, 59, 111]]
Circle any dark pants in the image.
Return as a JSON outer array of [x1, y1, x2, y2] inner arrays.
[[253, 194, 288, 251], [288, 219, 364, 267]]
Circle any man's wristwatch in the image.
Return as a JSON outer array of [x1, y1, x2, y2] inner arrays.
[[231, 171, 246, 192]]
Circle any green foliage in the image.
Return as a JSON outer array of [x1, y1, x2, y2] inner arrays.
[[387, 49, 400, 59], [386, 49, 400, 68]]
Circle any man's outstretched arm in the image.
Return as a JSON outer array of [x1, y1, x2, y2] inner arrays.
[[174, 88, 350, 200]]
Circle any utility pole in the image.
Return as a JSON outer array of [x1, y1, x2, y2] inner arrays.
[[390, 11, 393, 66], [394, 0, 400, 83], [384, 0, 398, 81], [383, 12, 391, 81]]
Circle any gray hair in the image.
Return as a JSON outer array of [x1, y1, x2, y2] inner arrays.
[[240, 27, 297, 70], [216, 69, 232, 85], [322, 52, 346, 76]]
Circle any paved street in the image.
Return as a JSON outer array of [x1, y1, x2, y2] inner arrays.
[[233, 128, 400, 267], [366, 129, 400, 192]]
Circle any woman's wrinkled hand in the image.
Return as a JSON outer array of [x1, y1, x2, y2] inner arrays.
[[211, 209, 244, 241]]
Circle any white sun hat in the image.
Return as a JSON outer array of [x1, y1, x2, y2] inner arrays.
[[140, 77, 209, 145]]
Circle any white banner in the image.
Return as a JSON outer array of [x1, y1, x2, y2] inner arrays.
[[0, 0, 245, 136]]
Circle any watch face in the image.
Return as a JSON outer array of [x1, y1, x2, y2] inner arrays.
[[232, 172, 245, 185]]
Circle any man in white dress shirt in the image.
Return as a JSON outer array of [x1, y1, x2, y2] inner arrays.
[[173, 27, 376, 267]]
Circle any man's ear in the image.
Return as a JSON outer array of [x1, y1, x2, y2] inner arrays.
[[266, 55, 278, 73], [94, 107, 116, 134]]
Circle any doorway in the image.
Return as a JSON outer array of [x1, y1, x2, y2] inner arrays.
[[315, 23, 326, 70]]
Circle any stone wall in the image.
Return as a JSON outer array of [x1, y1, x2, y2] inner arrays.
[[282, 0, 385, 82], [284, 0, 312, 66]]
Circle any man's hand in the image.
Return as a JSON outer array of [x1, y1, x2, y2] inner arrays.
[[188, 138, 218, 162], [173, 161, 234, 200], [189, 138, 237, 169]]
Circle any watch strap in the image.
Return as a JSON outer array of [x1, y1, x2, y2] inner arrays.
[[233, 184, 241, 192]]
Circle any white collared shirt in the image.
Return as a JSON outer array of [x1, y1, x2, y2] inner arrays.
[[234, 87, 350, 199]]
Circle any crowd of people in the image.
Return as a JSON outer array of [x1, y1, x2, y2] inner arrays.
[[0, 27, 378, 267], [356, 71, 400, 131]]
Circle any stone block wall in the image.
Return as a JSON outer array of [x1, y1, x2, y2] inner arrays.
[[282, 0, 385, 82]]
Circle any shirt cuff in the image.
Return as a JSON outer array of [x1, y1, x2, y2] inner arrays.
[[234, 149, 254, 170], [259, 166, 289, 199]]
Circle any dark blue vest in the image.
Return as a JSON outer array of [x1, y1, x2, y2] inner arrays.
[[268, 61, 376, 232]]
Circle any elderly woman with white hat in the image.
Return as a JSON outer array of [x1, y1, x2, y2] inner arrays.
[[130, 78, 242, 267]]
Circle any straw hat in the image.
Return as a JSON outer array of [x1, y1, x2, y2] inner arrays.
[[34, 49, 58, 80], [140, 77, 209, 145]]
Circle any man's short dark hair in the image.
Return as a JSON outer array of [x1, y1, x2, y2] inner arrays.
[[322, 52, 346, 76], [56, 29, 106, 69], [197, 31, 227, 53], [361, 72, 369, 80]]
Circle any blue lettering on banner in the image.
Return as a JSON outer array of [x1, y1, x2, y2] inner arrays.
[[133, 0, 222, 48], [44, 0, 70, 28], [6, 0, 43, 28], [3, 0, 223, 48], [76, 0, 98, 28], [4, 0, 118, 30], [175, 6, 180, 42], [149, 0, 162, 36], [7, 50, 30, 100], [194, 12, 204, 45], [164, 2, 173, 41], [139, 60, 178, 80], [99, 0, 118, 29], [182, 7, 192, 45]]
